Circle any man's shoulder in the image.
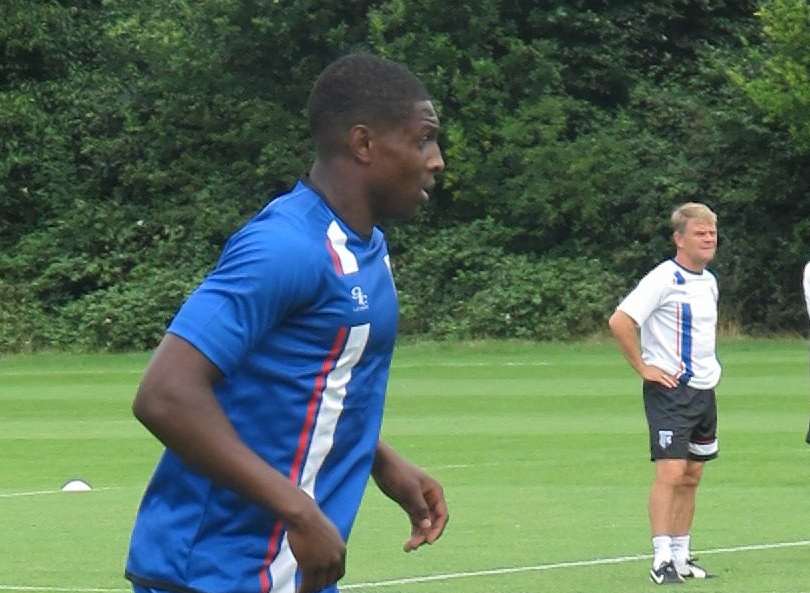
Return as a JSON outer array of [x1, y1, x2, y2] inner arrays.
[[258, 182, 328, 228], [650, 259, 718, 288], [639, 259, 681, 286], [238, 184, 331, 248]]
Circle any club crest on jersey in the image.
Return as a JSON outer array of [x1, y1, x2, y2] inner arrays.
[[351, 286, 369, 311], [659, 430, 673, 449]]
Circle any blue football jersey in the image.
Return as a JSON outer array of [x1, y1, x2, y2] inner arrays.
[[126, 180, 399, 593]]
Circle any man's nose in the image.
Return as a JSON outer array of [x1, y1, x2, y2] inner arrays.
[[428, 145, 445, 173]]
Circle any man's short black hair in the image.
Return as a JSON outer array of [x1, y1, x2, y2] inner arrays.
[[307, 53, 431, 157]]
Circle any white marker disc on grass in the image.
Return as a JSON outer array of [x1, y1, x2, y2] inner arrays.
[[61, 479, 92, 492]]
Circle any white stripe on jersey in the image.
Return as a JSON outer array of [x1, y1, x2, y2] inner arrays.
[[300, 324, 370, 496], [268, 534, 296, 593], [268, 323, 370, 591], [327, 220, 359, 274]]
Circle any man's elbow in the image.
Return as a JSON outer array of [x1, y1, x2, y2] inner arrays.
[[607, 310, 622, 334], [132, 380, 175, 430]]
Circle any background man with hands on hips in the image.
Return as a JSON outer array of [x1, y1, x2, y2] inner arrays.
[[609, 202, 720, 585]]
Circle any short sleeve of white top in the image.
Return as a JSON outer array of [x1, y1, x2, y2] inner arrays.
[[803, 262, 810, 320], [617, 259, 721, 390]]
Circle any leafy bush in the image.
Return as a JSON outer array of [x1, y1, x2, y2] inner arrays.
[[0, 268, 200, 352], [0, 282, 49, 352], [50, 268, 201, 351], [396, 220, 623, 339], [3, 0, 808, 352]]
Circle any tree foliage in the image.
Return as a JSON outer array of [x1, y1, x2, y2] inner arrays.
[[731, 0, 810, 152], [1, 0, 808, 351]]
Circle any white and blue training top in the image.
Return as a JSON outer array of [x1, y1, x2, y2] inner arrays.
[[126, 180, 399, 593], [617, 259, 721, 390], [803, 261, 810, 320]]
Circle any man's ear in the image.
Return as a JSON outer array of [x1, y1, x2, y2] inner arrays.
[[348, 125, 373, 165]]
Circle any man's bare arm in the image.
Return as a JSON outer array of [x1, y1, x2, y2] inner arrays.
[[608, 310, 678, 388]]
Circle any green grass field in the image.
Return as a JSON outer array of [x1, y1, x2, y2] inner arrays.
[[1, 339, 809, 593]]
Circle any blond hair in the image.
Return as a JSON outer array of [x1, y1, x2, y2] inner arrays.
[[671, 202, 717, 234]]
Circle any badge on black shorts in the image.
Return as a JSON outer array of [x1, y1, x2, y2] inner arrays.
[[659, 430, 673, 449]]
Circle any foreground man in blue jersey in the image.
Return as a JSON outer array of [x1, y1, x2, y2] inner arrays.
[[609, 203, 720, 585], [125, 53, 448, 593]]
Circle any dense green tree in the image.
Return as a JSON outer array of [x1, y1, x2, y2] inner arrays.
[[732, 0, 810, 152], [1, 0, 807, 351]]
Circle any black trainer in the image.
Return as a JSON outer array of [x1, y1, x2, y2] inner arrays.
[[649, 560, 685, 585]]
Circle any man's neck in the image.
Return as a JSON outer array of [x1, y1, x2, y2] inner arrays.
[[674, 253, 706, 274], [308, 160, 374, 237]]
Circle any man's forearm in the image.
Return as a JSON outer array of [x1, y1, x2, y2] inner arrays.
[[372, 440, 404, 478], [608, 310, 645, 376]]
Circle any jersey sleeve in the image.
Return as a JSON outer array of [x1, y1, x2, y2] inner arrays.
[[167, 225, 317, 376], [803, 262, 810, 320], [617, 268, 666, 327]]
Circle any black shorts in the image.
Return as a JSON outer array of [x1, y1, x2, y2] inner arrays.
[[643, 380, 718, 462]]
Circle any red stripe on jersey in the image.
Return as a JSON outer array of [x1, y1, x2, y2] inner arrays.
[[289, 326, 348, 485], [325, 237, 344, 275], [258, 326, 349, 592], [675, 303, 681, 359], [259, 521, 285, 593]]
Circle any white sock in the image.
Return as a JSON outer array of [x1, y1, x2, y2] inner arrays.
[[671, 534, 690, 566], [652, 535, 672, 567]]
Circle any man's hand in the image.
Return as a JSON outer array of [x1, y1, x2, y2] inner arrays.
[[640, 364, 679, 389], [399, 471, 446, 552], [372, 442, 449, 552], [285, 492, 346, 593]]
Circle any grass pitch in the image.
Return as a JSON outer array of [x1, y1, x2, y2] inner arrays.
[[1, 339, 808, 592]]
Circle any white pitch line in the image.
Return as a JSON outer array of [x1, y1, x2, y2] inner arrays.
[[0, 487, 121, 498], [340, 539, 810, 590], [1, 540, 807, 593], [426, 462, 508, 470], [428, 463, 474, 470], [0, 361, 551, 378], [392, 361, 550, 368], [0, 370, 142, 377], [0, 585, 132, 593], [0, 540, 810, 593]]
